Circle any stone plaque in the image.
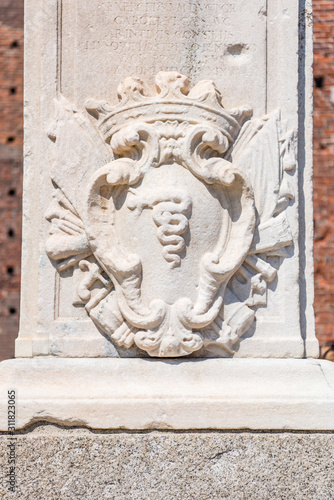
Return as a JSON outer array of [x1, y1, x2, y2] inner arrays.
[[16, 0, 318, 359], [62, 0, 267, 113]]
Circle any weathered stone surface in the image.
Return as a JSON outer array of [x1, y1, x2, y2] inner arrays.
[[1, 358, 334, 431], [0, 427, 333, 499], [16, 0, 318, 359], [3, 0, 326, 447], [43, 72, 299, 359]]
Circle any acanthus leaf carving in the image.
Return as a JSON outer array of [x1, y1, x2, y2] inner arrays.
[[46, 71, 296, 358]]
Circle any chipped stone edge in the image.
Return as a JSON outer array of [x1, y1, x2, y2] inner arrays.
[[0, 358, 333, 431]]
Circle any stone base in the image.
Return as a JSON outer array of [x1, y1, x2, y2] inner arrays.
[[1, 358, 334, 431], [0, 426, 333, 499]]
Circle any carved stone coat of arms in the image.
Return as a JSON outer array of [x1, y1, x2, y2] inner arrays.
[[46, 72, 295, 358]]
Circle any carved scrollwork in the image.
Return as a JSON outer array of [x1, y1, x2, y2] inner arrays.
[[127, 188, 192, 268], [46, 72, 296, 358]]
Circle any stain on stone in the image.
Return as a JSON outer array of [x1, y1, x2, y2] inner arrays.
[[225, 43, 248, 57]]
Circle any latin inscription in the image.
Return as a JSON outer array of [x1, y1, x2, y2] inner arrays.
[[65, 0, 267, 112], [76, 1, 262, 76]]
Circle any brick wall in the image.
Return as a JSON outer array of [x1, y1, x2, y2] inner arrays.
[[0, 1, 334, 360], [0, 0, 23, 360], [313, 0, 334, 355]]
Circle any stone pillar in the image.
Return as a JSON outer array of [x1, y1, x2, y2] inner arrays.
[[16, 0, 319, 361], [0, 0, 333, 496]]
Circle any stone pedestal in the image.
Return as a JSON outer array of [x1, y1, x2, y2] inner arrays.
[[0, 428, 333, 499], [1, 358, 334, 431], [1, 0, 333, 497]]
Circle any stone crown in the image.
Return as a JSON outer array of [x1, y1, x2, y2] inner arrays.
[[85, 71, 253, 144]]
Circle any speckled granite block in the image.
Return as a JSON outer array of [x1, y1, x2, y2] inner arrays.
[[1, 426, 333, 499]]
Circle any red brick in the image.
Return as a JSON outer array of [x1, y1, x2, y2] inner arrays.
[[0, 1, 23, 360]]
